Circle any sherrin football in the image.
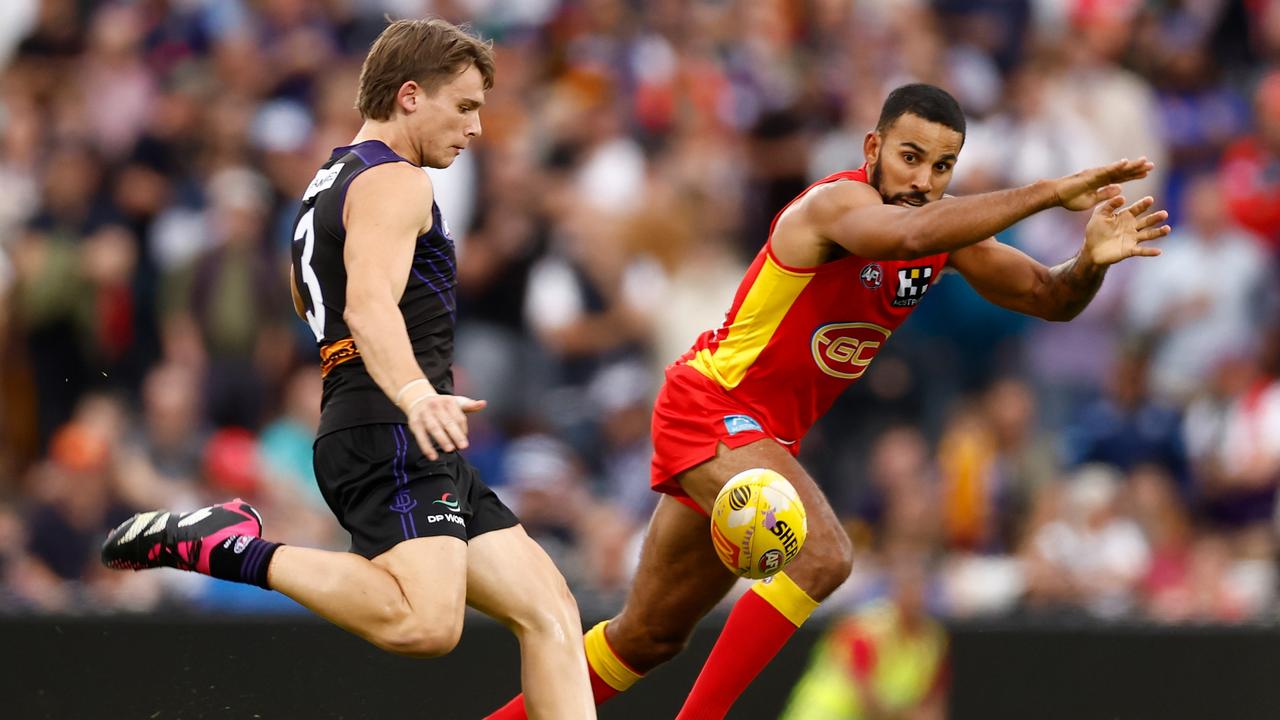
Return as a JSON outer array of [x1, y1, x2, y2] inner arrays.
[[710, 468, 808, 579]]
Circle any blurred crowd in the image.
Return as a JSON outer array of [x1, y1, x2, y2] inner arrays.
[[0, 0, 1278, 640]]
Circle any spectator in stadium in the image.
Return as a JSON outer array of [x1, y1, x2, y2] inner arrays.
[[1142, 37, 1250, 208], [166, 165, 284, 429], [81, 4, 155, 161], [1023, 465, 1151, 618], [849, 426, 940, 556], [22, 418, 129, 603], [936, 378, 1057, 553], [127, 362, 207, 484], [13, 142, 132, 444], [453, 141, 547, 426], [588, 360, 659, 527], [499, 433, 631, 594], [1064, 346, 1191, 496], [1183, 339, 1280, 558], [994, 56, 1130, 425], [1146, 533, 1252, 623], [1124, 173, 1273, 403], [1058, 0, 1169, 204], [258, 365, 325, 510], [1220, 70, 1280, 251], [780, 549, 948, 720], [523, 199, 661, 392], [1130, 464, 1196, 609], [0, 503, 39, 608]]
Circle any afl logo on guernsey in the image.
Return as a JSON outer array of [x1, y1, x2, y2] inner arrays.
[[860, 263, 883, 289], [811, 322, 891, 379]]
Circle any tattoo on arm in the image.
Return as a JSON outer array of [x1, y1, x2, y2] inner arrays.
[[1046, 255, 1107, 321]]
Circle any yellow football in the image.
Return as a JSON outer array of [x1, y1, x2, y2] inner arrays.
[[710, 468, 808, 579]]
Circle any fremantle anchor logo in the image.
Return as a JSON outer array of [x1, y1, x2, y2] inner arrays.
[[389, 490, 417, 514]]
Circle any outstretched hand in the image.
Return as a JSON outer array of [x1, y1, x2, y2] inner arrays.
[[401, 390, 488, 460], [1055, 157, 1155, 211], [1082, 194, 1171, 268]]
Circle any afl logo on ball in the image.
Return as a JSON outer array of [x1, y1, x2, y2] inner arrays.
[[860, 263, 883, 289], [727, 486, 752, 511], [758, 549, 784, 575]]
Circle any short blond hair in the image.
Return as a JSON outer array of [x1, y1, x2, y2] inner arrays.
[[356, 19, 495, 121]]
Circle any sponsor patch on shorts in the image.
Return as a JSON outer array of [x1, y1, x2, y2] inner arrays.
[[723, 414, 763, 436]]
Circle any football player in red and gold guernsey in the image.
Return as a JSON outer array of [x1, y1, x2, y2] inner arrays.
[[489, 83, 1172, 719]]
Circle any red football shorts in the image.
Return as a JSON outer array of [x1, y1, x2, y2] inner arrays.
[[650, 363, 801, 516]]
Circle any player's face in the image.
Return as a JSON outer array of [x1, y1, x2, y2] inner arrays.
[[411, 63, 486, 169], [863, 113, 962, 207]]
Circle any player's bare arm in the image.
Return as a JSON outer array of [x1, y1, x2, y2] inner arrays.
[[775, 157, 1154, 266], [341, 162, 485, 459], [948, 194, 1171, 321]]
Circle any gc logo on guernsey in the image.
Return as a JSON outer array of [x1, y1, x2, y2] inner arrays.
[[810, 322, 891, 379]]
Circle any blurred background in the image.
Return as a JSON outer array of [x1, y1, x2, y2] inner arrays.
[[1, 0, 1279, 717]]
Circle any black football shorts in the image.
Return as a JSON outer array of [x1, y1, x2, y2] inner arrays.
[[313, 424, 518, 559]]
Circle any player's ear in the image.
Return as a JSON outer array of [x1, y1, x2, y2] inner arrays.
[[863, 131, 880, 166], [396, 81, 420, 114]]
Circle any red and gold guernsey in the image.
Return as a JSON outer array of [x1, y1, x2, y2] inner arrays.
[[677, 167, 949, 445]]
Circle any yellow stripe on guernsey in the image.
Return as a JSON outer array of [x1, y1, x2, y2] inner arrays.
[[752, 571, 820, 627], [585, 621, 642, 692], [688, 255, 814, 389]]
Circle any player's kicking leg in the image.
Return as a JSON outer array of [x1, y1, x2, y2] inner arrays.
[[102, 425, 594, 718], [102, 505, 596, 719], [102, 499, 471, 656], [486, 438, 851, 720], [466, 524, 594, 719]]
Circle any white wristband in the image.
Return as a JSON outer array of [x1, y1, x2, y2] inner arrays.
[[405, 393, 431, 414], [394, 378, 430, 407]]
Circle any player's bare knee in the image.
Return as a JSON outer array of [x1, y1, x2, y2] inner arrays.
[[377, 614, 463, 658], [793, 522, 854, 599], [508, 574, 580, 639], [635, 628, 690, 668], [363, 594, 463, 658], [612, 616, 691, 670]]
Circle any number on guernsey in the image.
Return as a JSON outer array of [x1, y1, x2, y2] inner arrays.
[[295, 208, 325, 341]]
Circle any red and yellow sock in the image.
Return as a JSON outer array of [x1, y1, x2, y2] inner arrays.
[[676, 572, 819, 720], [584, 620, 642, 701], [485, 621, 642, 719]]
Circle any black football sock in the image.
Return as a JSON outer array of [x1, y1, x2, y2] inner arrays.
[[208, 536, 282, 589]]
